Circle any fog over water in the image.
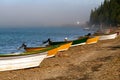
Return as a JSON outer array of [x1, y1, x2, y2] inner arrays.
[[0, 0, 104, 27]]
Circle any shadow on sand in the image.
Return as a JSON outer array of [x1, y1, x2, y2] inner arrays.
[[108, 45, 120, 50]]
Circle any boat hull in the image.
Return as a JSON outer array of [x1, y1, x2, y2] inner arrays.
[[99, 33, 117, 40], [0, 52, 47, 71]]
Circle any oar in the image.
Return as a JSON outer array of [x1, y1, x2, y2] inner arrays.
[[17, 43, 27, 50], [42, 38, 51, 45]]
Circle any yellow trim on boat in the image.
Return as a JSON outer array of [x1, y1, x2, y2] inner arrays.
[[25, 47, 45, 52], [86, 36, 99, 44], [58, 42, 72, 51], [47, 47, 58, 57]]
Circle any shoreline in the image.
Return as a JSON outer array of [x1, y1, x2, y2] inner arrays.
[[0, 31, 120, 80]]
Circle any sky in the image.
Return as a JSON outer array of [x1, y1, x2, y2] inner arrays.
[[0, 0, 104, 27]]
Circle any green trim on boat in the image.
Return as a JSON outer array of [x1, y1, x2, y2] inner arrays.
[[72, 37, 88, 45], [50, 42, 67, 45], [50, 37, 88, 46]]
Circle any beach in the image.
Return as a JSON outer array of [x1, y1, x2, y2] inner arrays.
[[0, 32, 120, 80]]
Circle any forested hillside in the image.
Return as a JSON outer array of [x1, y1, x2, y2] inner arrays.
[[90, 0, 120, 26]]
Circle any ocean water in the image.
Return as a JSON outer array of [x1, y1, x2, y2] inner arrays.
[[0, 27, 94, 54]]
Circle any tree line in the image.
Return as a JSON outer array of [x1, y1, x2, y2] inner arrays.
[[89, 0, 120, 27]]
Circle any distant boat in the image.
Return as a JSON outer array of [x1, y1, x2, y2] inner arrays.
[[0, 50, 47, 71], [84, 27, 90, 30], [99, 33, 117, 40]]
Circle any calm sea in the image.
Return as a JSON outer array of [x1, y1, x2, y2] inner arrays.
[[0, 27, 94, 54]]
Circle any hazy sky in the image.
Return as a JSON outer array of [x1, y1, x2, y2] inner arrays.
[[0, 0, 104, 27]]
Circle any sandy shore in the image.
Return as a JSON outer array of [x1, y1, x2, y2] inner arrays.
[[0, 33, 120, 80]]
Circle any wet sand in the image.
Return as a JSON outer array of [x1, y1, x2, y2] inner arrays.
[[0, 33, 120, 80]]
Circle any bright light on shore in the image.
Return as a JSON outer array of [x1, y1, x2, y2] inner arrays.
[[77, 21, 80, 25]]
